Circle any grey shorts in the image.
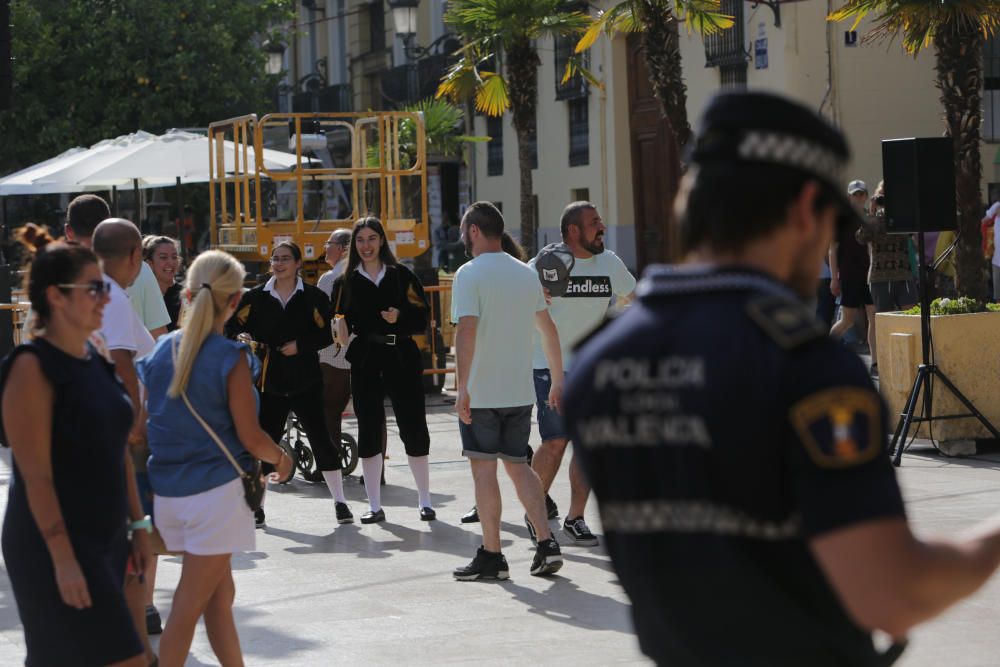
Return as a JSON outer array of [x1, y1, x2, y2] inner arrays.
[[871, 279, 918, 312], [459, 406, 533, 462]]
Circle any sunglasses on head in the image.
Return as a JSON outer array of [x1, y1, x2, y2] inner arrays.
[[57, 280, 112, 298]]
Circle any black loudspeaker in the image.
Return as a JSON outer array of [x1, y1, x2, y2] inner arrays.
[[880, 137, 956, 233]]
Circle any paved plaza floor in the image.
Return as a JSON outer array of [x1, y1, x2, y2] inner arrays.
[[0, 393, 999, 665]]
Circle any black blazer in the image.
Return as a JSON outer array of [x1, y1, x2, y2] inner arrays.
[[332, 264, 429, 365], [225, 282, 333, 396]]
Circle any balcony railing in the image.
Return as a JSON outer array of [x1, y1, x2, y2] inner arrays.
[[292, 84, 353, 113], [379, 53, 451, 107], [705, 0, 748, 68]]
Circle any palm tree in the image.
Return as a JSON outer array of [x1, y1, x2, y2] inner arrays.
[[830, 2, 1000, 300], [574, 0, 732, 154], [437, 0, 592, 256]]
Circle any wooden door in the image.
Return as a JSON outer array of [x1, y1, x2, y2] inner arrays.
[[626, 34, 680, 272]]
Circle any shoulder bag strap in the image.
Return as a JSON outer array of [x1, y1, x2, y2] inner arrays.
[[172, 336, 246, 478]]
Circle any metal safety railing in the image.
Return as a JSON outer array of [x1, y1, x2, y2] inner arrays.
[[422, 283, 455, 379]]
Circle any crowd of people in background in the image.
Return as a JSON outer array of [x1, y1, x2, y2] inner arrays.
[[0, 188, 636, 665]]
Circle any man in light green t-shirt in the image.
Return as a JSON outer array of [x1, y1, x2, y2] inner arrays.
[[451, 202, 567, 581]]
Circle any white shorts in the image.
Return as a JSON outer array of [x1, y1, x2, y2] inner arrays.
[[154, 477, 255, 555]]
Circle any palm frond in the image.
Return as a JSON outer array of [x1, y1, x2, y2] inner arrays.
[[575, 3, 639, 53], [675, 0, 735, 36], [475, 72, 510, 116], [829, 0, 1000, 54], [436, 54, 483, 104], [562, 55, 605, 91]]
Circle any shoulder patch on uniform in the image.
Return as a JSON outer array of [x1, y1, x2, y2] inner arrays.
[[789, 387, 882, 468], [746, 296, 826, 349], [236, 304, 251, 326]]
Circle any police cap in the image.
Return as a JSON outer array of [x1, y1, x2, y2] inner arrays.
[[689, 91, 861, 229]]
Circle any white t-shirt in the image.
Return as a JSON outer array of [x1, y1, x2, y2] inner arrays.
[[452, 252, 547, 409], [988, 201, 1000, 267], [529, 249, 636, 370], [126, 262, 171, 331], [101, 273, 156, 359]]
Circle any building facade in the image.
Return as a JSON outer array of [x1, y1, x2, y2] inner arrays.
[[277, 1, 1000, 273]]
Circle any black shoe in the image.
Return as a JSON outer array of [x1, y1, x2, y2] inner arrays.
[[525, 513, 538, 546], [254, 508, 266, 529], [335, 502, 354, 524], [461, 506, 480, 523], [563, 516, 599, 546], [531, 537, 563, 576], [360, 508, 385, 524], [420, 507, 437, 521], [545, 494, 559, 520], [453, 546, 510, 581], [145, 604, 162, 635]]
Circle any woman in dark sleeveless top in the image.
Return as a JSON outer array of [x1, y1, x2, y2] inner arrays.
[[0, 241, 150, 667]]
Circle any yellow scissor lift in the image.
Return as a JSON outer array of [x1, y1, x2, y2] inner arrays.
[[207, 111, 429, 281], [207, 112, 442, 482]]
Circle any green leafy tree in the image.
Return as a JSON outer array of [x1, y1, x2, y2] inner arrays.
[[437, 0, 592, 256], [830, 2, 1000, 300], [0, 0, 293, 174], [575, 0, 732, 155]]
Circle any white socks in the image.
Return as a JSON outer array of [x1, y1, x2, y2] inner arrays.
[[361, 455, 383, 512], [408, 455, 432, 509], [321, 470, 347, 504]]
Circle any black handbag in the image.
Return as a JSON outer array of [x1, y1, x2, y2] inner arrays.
[[173, 338, 265, 512]]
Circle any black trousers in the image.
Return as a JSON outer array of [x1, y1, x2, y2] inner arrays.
[[260, 382, 343, 472], [351, 340, 430, 459]]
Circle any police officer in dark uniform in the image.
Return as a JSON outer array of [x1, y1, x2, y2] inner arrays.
[[564, 92, 1000, 666]]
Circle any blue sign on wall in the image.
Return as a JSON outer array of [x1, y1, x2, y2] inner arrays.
[[755, 38, 768, 70]]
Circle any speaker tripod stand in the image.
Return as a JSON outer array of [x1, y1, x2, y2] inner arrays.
[[888, 231, 999, 466]]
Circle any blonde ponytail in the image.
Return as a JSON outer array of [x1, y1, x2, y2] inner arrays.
[[168, 250, 246, 398]]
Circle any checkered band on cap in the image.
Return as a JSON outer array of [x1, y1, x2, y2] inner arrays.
[[737, 130, 845, 188]]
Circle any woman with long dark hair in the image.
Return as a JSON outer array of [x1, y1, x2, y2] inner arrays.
[[226, 241, 352, 527], [332, 217, 434, 523], [1, 240, 149, 667]]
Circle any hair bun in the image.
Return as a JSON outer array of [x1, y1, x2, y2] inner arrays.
[[16, 223, 55, 254]]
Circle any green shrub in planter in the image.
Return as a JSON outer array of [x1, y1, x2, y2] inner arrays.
[[902, 298, 1000, 316]]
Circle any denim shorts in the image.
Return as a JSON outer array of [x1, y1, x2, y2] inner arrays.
[[459, 406, 533, 462], [533, 369, 568, 442]]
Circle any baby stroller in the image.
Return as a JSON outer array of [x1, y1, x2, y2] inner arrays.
[[274, 412, 359, 484]]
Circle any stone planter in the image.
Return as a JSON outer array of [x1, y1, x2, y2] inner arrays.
[[875, 311, 1000, 441]]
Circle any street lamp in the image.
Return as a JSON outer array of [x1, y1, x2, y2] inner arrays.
[[388, 0, 420, 41], [264, 40, 286, 76]]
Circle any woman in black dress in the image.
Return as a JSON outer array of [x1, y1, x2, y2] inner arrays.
[[332, 217, 434, 524], [1, 241, 151, 666], [143, 235, 183, 331], [226, 241, 352, 527]]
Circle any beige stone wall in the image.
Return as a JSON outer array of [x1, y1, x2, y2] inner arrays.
[[680, 5, 994, 198], [471, 29, 639, 268], [284, 1, 999, 266]]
